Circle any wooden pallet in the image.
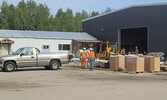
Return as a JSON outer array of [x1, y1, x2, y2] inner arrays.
[[148, 70, 163, 73], [114, 69, 125, 71], [124, 71, 145, 74], [160, 65, 167, 71]]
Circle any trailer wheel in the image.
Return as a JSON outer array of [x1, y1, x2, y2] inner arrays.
[[49, 60, 60, 70], [4, 62, 16, 72]]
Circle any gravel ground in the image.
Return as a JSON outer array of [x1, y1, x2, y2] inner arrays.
[[0, 63, 167, 100]]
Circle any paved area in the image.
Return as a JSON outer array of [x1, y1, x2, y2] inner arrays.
[[0, 64, 167, 100]]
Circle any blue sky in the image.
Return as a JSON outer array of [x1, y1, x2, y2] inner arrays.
[[1, 0, 167, 15]]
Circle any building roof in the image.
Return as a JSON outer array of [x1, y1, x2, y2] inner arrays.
[[75, 40, 102, 43], [0, 30, 97, 40], [82, 3, 167, 22]]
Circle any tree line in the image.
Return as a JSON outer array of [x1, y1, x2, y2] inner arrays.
[[0, 0, 112, 32]]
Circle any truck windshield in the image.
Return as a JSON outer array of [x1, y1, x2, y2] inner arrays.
[[13, 48, 24, 55]]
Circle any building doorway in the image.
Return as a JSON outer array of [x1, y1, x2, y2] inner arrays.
[[0, 38, 15, 55], [120, 27, 148, 54]]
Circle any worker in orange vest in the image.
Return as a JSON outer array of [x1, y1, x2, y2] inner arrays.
[[80, 47, 88, 69], [89, 48, 95, 70]]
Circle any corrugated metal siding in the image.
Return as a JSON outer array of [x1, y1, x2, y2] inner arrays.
[[0, 30, 97, 40], [82, 4, 167, 54]]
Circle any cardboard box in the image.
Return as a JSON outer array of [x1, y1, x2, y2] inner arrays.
[[125, 55, 137, 69], [144, 56, 160, 72], [126, 56, 144, 72], [110, 56, 125, 70], [110, 56, 115, 70]]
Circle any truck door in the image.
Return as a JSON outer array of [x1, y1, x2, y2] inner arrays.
[[17, 48, 36, 67]]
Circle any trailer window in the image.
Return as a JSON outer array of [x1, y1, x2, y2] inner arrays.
[[59, 44, 63, 50], [43, 45, 49, 49], [63, 44, 70, 50], [59, 44, 70, 50]]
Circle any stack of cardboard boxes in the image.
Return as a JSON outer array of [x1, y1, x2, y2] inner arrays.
[[125, 56, 144, 72], [110, 55, 160, 73], [110, 55, 125, 71], [144, 56, 160, 72]]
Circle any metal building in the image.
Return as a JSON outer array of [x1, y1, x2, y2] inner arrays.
[[82, 3, 167, 54], [0, 30, 98, 56]]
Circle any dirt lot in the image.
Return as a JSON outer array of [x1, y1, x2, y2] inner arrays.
[[0, 63, 167, 100]]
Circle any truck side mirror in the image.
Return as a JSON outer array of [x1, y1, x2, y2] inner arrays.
[[20, 53, 24, 56]]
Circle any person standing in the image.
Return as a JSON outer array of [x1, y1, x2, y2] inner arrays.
[[135, 46, 139, 54], [80, 47, 88, 69], [89, 48, 95, 71], [122, 48, 126, 55]]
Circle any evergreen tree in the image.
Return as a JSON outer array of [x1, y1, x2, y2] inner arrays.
[[55, 8, 65, 31], [81, 10, 89, 19], [75, 12, 82, 32], [17, 0, 29, 30], [0, 1, 9, 29], [27, 0, 37, 30], [8, 4, 16, 30], [64, 8, 76, 32], [0, 0, 104, 32], [103, 7, 112, 14], [35, 4, 50, 31], [90, 11, 99, 17]]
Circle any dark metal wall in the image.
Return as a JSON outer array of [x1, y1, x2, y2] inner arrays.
[[82, 5, 167, 54]]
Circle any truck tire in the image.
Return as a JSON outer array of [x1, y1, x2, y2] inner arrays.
[[44, 66, 50, 70], [1, 68, 5, 72], [3, 62, 16, 72], [49, 60, 60, 70]]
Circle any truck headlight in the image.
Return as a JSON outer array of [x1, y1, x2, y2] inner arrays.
[[0, 58, 2, 62]]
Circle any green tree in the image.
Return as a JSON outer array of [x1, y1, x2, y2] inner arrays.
[[35, 4, 50, 31], [90, 11, 99, 17], [47, 15, 56, 31], [81, 10, 89, 19], [26, 0, 37, 30], [8, 4, 16, 30], [103, 7, 112, 14], [75, 12, 82, 32], [0, 0, 103, 32], [0, 1, 9, 29], [63, 8, 76, 32], [55, 8, 65, 31], [17, 0, 29, 30]]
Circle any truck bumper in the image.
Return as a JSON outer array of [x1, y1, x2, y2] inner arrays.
[[61, 59, 69, 64]]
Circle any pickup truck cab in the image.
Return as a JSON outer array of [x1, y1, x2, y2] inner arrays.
[[0, 47, 69, 72]]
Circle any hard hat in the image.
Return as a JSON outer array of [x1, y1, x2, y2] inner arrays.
[[83, 47, 86, 50], [90, 48, 93, 51]]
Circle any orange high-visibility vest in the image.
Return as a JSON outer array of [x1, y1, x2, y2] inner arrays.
[[122, 49, 125, 55], [80, 51, 87, 58], [89, 51, 95, 59], [135, 49, 139, 54]]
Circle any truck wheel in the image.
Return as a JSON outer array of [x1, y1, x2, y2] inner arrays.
[[1, 68, 5, 72], [49, 60, 60, 70], [44, 66, 50, 70], [4, 62, 16, 72]]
